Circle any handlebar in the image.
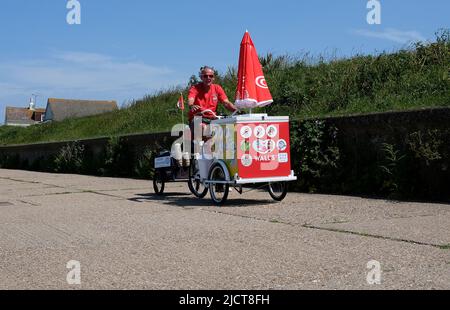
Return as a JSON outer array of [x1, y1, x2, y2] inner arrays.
[[195, 109, 217, 117], [193, 109, 221, 119], [193, 108, 243, 119]]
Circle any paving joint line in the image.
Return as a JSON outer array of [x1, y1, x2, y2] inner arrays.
[[22, 191, 85, 197], [200, 208, 295, 226], [0, 177, 66, 189], [200, 209, 449, 250], [318, 213, 443, 225], [302, 224, 449, 250], [16, 199, 41, 207], [80, 190, 128, 199]]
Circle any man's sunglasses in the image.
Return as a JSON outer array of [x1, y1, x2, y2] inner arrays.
[[202, 74, 214, 78]]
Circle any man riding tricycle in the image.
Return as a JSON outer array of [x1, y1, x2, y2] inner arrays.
[[153, 33, 297, 205]]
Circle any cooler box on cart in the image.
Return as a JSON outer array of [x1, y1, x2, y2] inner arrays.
[[197, 113, 297, 184]]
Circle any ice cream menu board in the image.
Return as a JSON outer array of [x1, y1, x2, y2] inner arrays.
[[236, 122, 292, 179]]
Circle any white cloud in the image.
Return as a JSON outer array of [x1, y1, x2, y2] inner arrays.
[[0, 51, 187, 124], [0, 82, 32, 96], [0, 51, 184, 105], [54, 51, 114, 64], [0, 52, 177, 95], [353, 28, 426, 44]]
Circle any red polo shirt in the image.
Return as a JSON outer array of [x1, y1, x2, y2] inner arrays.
[[188, 83, 228, 121]]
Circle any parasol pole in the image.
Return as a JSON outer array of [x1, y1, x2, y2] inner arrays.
[[180, 92, 185, 148], [180, 93, 185, 126]]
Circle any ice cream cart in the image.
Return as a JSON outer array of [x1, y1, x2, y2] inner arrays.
[[188, 112, 297, 205], [153, 30, 297, 204]]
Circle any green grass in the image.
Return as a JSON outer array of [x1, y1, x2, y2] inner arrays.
[[1, 30, 449, 146]]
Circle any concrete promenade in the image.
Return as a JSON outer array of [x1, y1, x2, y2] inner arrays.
[[0, 169, 449, 289]]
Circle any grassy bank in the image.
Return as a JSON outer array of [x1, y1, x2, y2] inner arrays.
[[1, 30, 449, 146]]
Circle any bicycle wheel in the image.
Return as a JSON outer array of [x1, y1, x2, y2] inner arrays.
[[268, 182, 287, 201], [208, 163, 229, 206], [188, 160, 208, 198], [153, 171, 165, 195]]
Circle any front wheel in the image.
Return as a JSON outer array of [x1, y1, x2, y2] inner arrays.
[[188, 160, 208, 198], [153, 171, 165, 195], [268, 182, 288, 201], [208, 163, 229, 206]]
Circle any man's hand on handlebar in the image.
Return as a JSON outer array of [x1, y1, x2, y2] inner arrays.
[[190, 105, 201, 112]]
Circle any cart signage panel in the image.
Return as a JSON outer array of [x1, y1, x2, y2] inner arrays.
[[237, 121, 292, 179], [155, 156, 171, 169]]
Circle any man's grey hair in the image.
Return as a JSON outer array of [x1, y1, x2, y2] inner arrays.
[[199, 66, 215, 76]]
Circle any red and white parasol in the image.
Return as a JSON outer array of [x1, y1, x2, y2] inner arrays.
[[235, 31, 273, 109]]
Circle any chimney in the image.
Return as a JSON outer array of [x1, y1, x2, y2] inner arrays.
[[29, 97, 36, 111]]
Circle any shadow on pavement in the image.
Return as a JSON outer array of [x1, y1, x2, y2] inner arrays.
[[128, 192, 278, 208]]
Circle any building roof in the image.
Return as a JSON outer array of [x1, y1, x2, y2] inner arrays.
[[5, 107, 46, 125], [44, 98, 118, 122]]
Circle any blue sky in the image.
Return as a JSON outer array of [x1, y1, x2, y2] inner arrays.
[[1, 0, 449, 123]]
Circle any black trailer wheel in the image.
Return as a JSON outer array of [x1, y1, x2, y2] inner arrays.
[[188, 160, 208, 198], [268, 182, 288, 201], [208, 163, 229, 206], [153, 171, 165, 195]]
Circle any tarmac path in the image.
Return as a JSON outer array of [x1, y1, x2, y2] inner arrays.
[[0, 169, 449, 289]]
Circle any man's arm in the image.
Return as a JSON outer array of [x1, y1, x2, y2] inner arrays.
[[216, 85, 237, 112], [188, 87, 201, 112], [222, 99, 237, 112]]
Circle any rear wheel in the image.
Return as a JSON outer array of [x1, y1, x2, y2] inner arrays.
[[188, 160, 208, 198], [268, 182, 287, 201], [153, 171, 165, 195], [208, 163, 229, 206]]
